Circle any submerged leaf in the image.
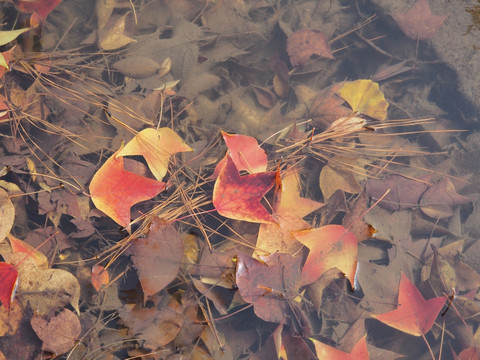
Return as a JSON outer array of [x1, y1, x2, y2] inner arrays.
[[89, 147, 166, 227], [213, 155, 276, 224], [336, 79, 388, 120], [372, 272, 445, 336], [312, 335, 370, 360], [287, 29, 334, 66]]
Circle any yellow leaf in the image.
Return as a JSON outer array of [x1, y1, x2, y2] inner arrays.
[[26, 157, 36, 182], [336, 79, 388, 120], [99, 14, 136, 50], [0, 53, 7, 70], [117, 128, 193, 181], [0, 28, 30, 47]]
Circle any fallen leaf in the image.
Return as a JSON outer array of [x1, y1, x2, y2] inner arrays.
[[130, 218, 183, 299], [30, 309, 81, 356], [117, 127, 193, 181], [392, 0, 447, 41], [372, 272, 445, 336], [99, 13, 136, 50], [213, 154, 276, 224], [112, 56, 161, 79], [0, 301, 22, 336], [89, 147, 166, 227], [13, 0, 62, 19], [293, 224, 358, 287], [420, 177, 471, 218], [235, 252, 304, 325], [312, 335, 370, 360], [336, 79, 389, 120], [0, 28, 31, 47], [7, 234, 48, 269], [0, 188, 14, 243], [91, 264, 109, 291], [287, 29, 334, 66], [365, 174, 430, 211], [0, 263, 18, 311]]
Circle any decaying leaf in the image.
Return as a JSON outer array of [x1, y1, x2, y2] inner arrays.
[[336, 80, 389, 120], [99, 13, 136, 50], [0, 188, 14, 243], [392, 0, 447, 41], [130, 218, 183, 299], [30, 309, 82, 356], [287, 28, 334, 66], [112, 56, 162, 79], [91, 264, 109, 292]]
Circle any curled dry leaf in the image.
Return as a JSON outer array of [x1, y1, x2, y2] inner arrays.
[[0, 187, 14, 243], [130, 218, 184, 299], [30, 309, 81, 356], [287, 29, 334, 66]]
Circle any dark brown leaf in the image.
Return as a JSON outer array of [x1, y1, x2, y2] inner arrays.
[[287, 29, 334, 66]]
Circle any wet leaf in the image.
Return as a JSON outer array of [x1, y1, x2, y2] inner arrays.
[[112, 56, 161, 79], [89, 147, 166, 227], [7, 234, 48, 269], [0, 301, 22, 336], [286, 29, 334, 66], [365, 174, 430, 211], [372, 272, 445, 336], [0, 28, 30, 49], [99, 13, 136, 50], [293, 225, 358, 287], [213, 155, 276, 224], [235, 252, 303, 324], [0, 263, 18, 311], [30, 309, 81, 355], [420, 177, 471, 218], [13, 0, 62, 19], [130, 218, 183, 299], [91, 264, 109, 292], [117, 127, 193, 181], [0, 187, 14, 243], [312, 335, 369, 360], [336, 80, 388, 120], [392, 0, 447, 41]]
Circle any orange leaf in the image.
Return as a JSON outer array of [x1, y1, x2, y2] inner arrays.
[[91, 265, 109, 292], [221, 131, 267, 173], [13, 0, 63, 19], [372, 272, 445, 336], [117, 128, 192, 181], [213, 155, 276, 224], [293, 225, 358, 286], [312, 335, 369, 360], [7, 234, 48, 269], [89, 148, 166, 227]]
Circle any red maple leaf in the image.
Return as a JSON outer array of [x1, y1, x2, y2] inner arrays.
[[293, 224, 358, 287], [213, 154, 276, 224], [392, 0, 447, 41], [312, 335, 370, 360], [89, 148, 166, 227], [372, 272, 445, 336]]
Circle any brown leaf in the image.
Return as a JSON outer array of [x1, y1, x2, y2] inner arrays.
[[130, 218, 183, 299], [30, 309, 81, 356], [0, 188, 14, 243], [286, 29, 334, 66], [112, 56, 161, 79], [392, 0, 447, 41], [420, 177, 471, 218]]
